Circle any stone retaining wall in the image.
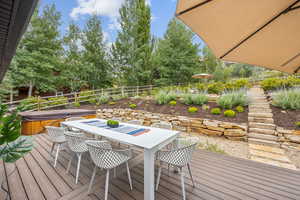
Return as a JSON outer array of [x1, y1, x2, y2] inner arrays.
[[97, 108, 247, 141]]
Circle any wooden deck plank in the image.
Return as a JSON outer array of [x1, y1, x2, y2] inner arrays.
[[15, 158, 46, 200], [5, 162, 28, 200], [5, 134, 300, 200], [0, 160, 10, 200]]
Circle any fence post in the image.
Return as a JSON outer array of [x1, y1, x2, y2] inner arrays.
[[10, 87, 13, 104], [74, 92, 77, 104], [37, 96, 41, 111], [136, 86, 139, 96], [101, 88, 104, 96], [121, 86, 124, 97]]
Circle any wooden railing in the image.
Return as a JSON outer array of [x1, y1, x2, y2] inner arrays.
[[5, 85, 157, 111]]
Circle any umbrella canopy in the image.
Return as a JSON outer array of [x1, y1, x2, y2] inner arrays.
[[176, 0, 300, 74], [192, 73, 213, 79]]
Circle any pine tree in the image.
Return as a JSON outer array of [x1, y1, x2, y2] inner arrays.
[[111, 0, 154, 86], [62, 22, 87, 91], [153, 19, 200, 85], [10, 4, 62, 96], [82, 15, 111, 89]]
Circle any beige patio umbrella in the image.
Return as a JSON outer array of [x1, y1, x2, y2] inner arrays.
[[176, 0, 300, 74]]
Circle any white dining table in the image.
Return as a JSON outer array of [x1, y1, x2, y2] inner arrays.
[[61, 118, 179, 200]]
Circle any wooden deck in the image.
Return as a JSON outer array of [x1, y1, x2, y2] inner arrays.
[[1, 134, 300, 200]]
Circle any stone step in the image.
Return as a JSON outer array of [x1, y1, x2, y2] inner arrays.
[[248, 117, 274, 124], [249, 128, 276, 135], [248, 138, 280, 147], [249, 143, 285, 154], [250, 156, 297, 170], [248, 112, 273, 118], [248, 133, 278, 141], [248, 122, 276, 130], [249, 149, 290, 163]]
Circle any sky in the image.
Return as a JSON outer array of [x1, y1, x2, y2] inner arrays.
[[39, 0, 203, 46]]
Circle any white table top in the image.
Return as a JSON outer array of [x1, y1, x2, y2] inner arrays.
[[61, 118, 179, 150]]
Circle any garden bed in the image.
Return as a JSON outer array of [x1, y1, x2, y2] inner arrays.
[[79, 98, 248, 123], [271, 105, 300, 130]]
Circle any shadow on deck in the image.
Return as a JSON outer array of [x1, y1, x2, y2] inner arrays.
[[1, 134, 300, 200]]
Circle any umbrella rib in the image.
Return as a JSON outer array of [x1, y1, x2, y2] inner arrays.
[[176, 0, 213, 16], [220, 0, 300, 59]]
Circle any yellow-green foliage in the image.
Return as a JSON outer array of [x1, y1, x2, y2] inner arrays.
[[207, 82, 225, 94], [261, 76, 300, 91], [235, 105, 245, 113], [108, 101, 116, 105], [169, 100, 177, 106], [188, 107, 198, 113], [211, 108, 221, 115], [225, 79, 251, 90], [295, 122, 300, 128], [224, 110, 236, 117], [73, 102, 80, 107], [129, 103, 137, 109], [20, 97, 48, 110], [48, 96, 68, 106], [78, 90, 95, 101]]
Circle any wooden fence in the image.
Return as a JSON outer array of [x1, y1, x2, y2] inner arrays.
[[4, 85, 157, 111]]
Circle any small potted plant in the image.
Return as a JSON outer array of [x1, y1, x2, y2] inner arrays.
[[107, 120, 119, 128]]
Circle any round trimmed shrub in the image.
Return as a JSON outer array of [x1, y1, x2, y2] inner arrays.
[[224, 110, 236, 117], [169, 100, 177, 106], [129, 103, 137, 109], [235, 106, 244, 113], [188, 107, 198, 113], [108, 101, 116, 105], [211, 108, 221, 115], [295, 122, 300, 128]]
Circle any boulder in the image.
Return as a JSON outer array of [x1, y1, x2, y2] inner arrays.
[[224, 129, 246, 137]]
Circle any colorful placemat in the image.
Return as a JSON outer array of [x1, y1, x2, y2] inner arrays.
[[82, 120, 150, 136]]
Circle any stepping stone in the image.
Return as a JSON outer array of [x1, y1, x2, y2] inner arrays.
[[248, 133, 278, 141], [249, 128, 276, 135], [248, 122, 275, 130]]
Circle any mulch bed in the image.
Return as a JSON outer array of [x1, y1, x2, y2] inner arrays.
[[79, 98, 248, 123], [271, 105, 300, 130]]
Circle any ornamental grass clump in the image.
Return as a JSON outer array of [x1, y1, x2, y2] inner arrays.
[[97, 94, 109, 105], [217, 90, 248, 109], [272, 88, 300, 110], [155, 90, 177, 105], [181, 93, 208, 106]]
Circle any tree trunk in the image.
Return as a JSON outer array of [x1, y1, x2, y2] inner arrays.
[[28, 81, 33, 97]]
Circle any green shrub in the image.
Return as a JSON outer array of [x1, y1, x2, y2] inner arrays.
[[211, 108, 221, 115], [188, 107, 198, 113], [224, 110, 236, 117], [207, 82, 224, 94], [20, 97, 48, 110], [97, 95, 109, 105], [181, 93, 208, 106], [195, 83, 206, 91], [78, 90, 95, 101], [272, 88, 300, 110], [295, 122, 300, 128], [108, 101, 116, 105], [107, 120, 119, 127], [129, 103, 137, 109], [261, 76, 300, 91], [235, 105, 245, 113], [88, 98, 97, 104], [217, 90, 248, 109], [169, 100, 177, 106], [48, 96, 68, 106], [112, 95, 123, 101], [155, 91, 177, 105], [225, 79, 251, 91], [73, 102, 80, 107]]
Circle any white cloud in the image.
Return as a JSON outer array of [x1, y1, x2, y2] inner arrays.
[[70, 0, 125, 20]]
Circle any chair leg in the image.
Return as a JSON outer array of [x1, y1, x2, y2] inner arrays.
[[88, 166, 97, 194], [180, 169, 186, 200], [187, 163, 195, 188], [105, 170, 110, 200], [75, 153, 82, 184], [54, 144, 60, 167], [126, 162, 132, 190], [114, 167, 117, 178], [155, 165, 162, 191], [51, 143, 55, 155], [66, 154, 74, 174]]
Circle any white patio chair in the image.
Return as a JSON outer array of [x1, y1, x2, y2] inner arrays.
[[45, 126, 67, 167], [156, 137, 199, 200], [127, 120, 142, 125], [64, 131, 89, 184], [86, 140, 133, 200], [151, 122, 172, 130], [65, 117, 85, 132]]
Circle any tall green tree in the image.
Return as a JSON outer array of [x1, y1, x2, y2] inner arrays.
[[153, 18, 200, 85], [111, 0, 154, 86], [82, 15, 111, 89], [10, 4, 62, 96], [199, 46, 220, 74], [62, 22, 87, 91]]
